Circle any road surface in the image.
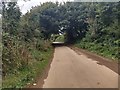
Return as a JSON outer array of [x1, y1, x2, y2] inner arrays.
[[42, 46, 118, 88]]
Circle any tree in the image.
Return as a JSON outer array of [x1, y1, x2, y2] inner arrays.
[[2, 2, 21, 35], [39, 2, 89, 43]]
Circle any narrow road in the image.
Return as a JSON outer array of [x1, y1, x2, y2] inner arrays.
[[42, 46, 118, 88]]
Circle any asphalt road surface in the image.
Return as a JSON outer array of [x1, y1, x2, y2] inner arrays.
[[42, 46, 118, 88]]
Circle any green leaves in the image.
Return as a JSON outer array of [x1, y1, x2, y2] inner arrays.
[[2, 2, 21, 35], [75, 2, 119, 60]]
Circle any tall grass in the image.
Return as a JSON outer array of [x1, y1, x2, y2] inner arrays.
[[2, 35, 54, 88]]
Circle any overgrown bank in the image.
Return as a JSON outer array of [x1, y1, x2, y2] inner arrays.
[[75, 41, 119, 61], [75, 21, 119, 61], [2, 2, 54, 88], [2, 38, 54, 88], [74, 2, 119, 61]]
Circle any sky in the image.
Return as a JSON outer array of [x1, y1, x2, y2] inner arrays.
[[17, 0, 73, 15], [0, 0, 119, 15]]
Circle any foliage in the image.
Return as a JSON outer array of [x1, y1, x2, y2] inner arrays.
[[2, 1, 53, 88], [75, 2, 119, 60], [39, 2, 89, 43], [2, 47, 53, 88]]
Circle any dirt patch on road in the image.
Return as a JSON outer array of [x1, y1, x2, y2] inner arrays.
[[70, 46, 119, 75]]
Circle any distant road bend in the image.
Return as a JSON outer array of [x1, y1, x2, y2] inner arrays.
[[32, 43, 118, 88], [52, 42, 65, 46]]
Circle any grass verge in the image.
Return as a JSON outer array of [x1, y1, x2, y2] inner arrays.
[[2, 47, 54, 88], [74, 42, 119, 61]]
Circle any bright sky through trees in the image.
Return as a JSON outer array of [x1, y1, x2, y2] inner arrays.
[[17, 0, 73, 14]]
